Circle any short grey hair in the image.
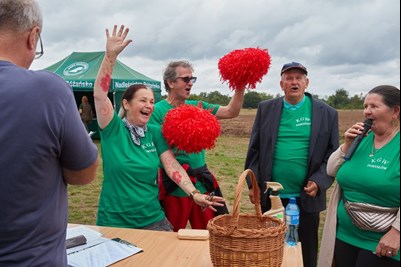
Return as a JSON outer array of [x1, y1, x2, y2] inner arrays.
[[163, 60, 194, 92], [0, 0, 43, 32]]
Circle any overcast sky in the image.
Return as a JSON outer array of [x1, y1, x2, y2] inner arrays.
[[31, 0, 400, 98]]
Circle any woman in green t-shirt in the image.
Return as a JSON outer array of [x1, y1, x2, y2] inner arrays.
[[93, 25, 225, 230], [319, 85, 400, 267]]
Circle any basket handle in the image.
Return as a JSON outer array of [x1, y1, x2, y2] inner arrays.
[[229, 169, 263, 232]]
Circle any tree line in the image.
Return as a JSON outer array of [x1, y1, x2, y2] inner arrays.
[[181, 88, 365, 109]]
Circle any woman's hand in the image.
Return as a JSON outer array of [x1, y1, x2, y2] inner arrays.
[[375, 227, 400, 257], [105, 25, 132, 59], [342, 122, 366, 153], [193, 192, 225, 212]]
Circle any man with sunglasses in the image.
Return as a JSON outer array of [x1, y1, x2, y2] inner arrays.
[[149, 61, 245, 232], [0, 0, 99, 266]]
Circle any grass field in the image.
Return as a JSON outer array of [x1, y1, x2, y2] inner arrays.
[[68, 109, 363, 240]]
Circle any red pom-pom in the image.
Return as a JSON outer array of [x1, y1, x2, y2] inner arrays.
[[162, 104, 221, 154], [218, 47, 271, 90]]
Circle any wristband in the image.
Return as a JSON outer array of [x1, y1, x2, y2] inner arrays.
[[189, 190, 201, 201]]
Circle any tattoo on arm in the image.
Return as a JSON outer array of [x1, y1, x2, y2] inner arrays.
[[181, 180, 191, 185], [101, 74, 111, 92], [172, 171, 182, 184], [99, 104, 112, 116], [162, 152, 194, 189]]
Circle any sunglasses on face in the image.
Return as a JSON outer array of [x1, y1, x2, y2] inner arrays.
[[176, 76, 197, 84]]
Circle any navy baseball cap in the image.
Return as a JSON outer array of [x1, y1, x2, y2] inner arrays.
[[281, 62, 308, 75]]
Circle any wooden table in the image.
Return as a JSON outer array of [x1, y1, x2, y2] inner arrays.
[[96, 225, 211, 266], [68, 224, 302, 267]]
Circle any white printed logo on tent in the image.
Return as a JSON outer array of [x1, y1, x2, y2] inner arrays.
[[63, 62, 89, 76]]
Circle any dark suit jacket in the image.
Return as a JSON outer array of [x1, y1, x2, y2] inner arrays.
[[245, 93, 339, 213]]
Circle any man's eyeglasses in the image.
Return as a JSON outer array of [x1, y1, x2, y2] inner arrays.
[[35, 34, 44, 59], [176, 76, 197, 84]]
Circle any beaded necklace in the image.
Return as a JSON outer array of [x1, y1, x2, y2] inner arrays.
[[369, 127, 400, 157]]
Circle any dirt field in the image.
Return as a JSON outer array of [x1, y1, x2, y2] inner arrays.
[[219, 109, 364, 137]]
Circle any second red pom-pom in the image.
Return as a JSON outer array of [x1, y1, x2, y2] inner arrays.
[[218, 47, 271, 90], [162, 104, 221, 154]]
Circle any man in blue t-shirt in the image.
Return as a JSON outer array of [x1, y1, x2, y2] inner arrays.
[[0, 1, 99, 266]]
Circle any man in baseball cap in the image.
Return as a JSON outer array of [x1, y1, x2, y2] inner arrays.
[[245, 59, 339, 267], [281, 62, 308, 75]]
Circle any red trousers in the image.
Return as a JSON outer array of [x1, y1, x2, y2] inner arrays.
[[163, 194, 215, 232]]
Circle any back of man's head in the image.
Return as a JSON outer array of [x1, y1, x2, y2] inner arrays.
[[0, 0, 42, 33], [0, 0, 43, 68]]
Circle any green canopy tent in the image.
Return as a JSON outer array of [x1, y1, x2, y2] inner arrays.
[[44, 51, 162, 139]]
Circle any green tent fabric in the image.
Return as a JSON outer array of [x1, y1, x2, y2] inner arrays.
[[44, 51, 162, 101], [44, 51, 162, 139]]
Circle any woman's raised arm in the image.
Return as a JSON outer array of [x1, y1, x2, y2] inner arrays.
[[93, 25, 132, 129]]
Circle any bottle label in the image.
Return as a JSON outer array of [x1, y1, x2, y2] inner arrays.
[[286, 214, 299, 225]]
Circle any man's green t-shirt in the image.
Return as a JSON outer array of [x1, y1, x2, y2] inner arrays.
[[149, 99, 219, 196], [272, 96, 312, 196]]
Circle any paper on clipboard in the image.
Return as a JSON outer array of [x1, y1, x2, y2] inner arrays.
[[66, 226, 142, 267]]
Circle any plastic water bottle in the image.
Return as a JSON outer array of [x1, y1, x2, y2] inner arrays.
[[285, 197, 299, 246]]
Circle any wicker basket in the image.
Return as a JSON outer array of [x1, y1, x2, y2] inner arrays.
[[207, 169, 287, 267]]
